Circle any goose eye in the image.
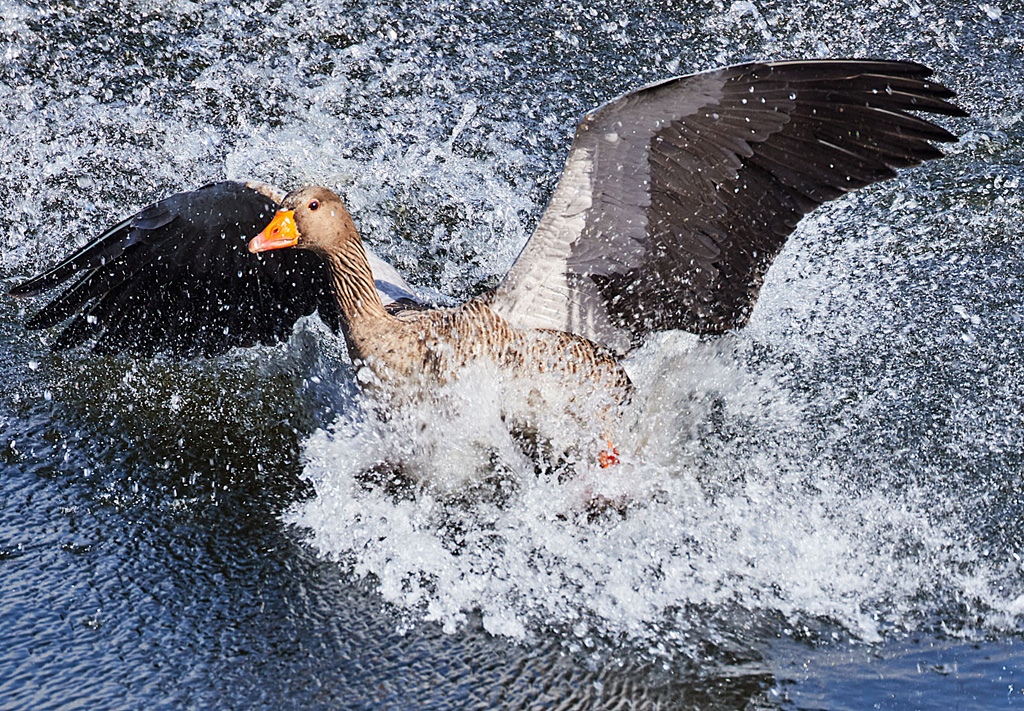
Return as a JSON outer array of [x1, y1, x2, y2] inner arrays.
[[308, 200, 320, 211]]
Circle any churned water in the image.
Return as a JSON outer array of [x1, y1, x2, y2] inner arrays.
[[0, 0, 1022, 708]]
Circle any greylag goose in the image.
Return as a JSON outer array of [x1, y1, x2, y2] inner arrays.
[[11, 60, 964, 456]]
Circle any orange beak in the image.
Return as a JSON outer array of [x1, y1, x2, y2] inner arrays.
[[248, 210, 298, 253]]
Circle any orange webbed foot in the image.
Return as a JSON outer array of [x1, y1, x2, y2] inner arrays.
[[598, 440, 620, 468]]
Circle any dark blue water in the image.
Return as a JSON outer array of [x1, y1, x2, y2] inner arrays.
[[1, 0, 1022, 708]]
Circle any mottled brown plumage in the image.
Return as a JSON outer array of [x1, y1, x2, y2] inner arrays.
[[270, 187, 631, 406]]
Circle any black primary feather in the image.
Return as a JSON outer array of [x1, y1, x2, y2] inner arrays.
[[10, 181, 340, 356]]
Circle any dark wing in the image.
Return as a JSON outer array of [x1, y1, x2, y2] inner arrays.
[[487, 59, 966, 354], [10, 180, 418, 356]]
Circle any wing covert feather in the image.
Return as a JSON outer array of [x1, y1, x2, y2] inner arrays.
[[488, 59, 965, 353]]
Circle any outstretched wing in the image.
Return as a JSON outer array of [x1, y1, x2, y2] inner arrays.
[[10, 180, 419, 356], [487, 59, 966, 354]]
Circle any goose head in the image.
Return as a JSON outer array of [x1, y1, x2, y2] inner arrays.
[[248, 186, 360, 257]]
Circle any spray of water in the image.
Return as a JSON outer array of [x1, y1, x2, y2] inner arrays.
[[289, 284, 1019, 646]]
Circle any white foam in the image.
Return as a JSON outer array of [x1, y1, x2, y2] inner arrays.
[[288, 313, 1015, 644]]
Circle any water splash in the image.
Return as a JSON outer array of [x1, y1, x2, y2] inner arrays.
[[289, 298, 1020, 646]]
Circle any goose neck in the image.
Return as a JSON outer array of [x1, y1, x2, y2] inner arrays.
[[325, 246, 390, 324]]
